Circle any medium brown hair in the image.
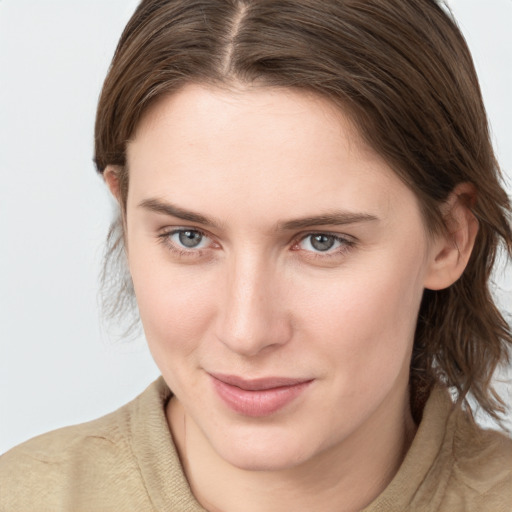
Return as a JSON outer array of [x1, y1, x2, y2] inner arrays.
[[94, 0, 512, 422]]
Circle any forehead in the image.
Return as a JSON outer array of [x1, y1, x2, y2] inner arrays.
[[126, 84, 418, 225]]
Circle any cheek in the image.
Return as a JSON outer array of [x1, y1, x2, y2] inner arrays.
[[294, 252, 426, 384], [128, 249, 217, 360]]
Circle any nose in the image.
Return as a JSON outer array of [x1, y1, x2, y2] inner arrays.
[[215, 253, 292, 357]]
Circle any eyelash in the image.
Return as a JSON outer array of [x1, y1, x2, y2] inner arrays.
[[156, 228, 356, 260], [156, 228, 213, 258]]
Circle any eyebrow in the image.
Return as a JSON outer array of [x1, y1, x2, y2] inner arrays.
[[139, 198, 222, 228], [278, 212, 379, 231], [138, 198, 379, 231]]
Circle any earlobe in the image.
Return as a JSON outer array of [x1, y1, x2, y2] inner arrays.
[[423, 183, 479, 291]]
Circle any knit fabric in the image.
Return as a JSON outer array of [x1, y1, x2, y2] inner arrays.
[[1, 377, 511, 511]]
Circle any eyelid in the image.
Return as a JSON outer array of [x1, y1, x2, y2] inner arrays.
[[294, 230, 356, 245], [158, 225, 212, 239]]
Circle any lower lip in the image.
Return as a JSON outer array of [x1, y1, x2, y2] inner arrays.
[[211, 377, 312, 417]]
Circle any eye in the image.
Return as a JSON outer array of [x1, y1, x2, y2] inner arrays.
[[307, 234, 337, 252], [174, 230, 207, 249], [157, 228, 214, 254], [296, 233, 353, 254]]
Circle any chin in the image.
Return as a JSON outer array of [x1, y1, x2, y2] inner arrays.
[[224, 447, 310, 472], [209, 425, 321, 472]]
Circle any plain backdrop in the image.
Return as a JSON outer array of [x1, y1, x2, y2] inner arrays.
[[1, 0, 511, 454]]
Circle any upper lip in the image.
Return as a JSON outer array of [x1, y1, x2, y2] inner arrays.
[[210, 373, 313, 391]]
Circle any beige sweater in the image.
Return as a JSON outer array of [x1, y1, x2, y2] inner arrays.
[[1, 377, 511, 511]]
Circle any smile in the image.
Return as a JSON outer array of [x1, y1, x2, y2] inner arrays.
[[209, 373, 313, 417]]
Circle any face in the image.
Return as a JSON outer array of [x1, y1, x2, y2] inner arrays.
[[123, 84, 438, 471]]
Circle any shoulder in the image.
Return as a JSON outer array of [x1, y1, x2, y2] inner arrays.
[[0, 378, 171, 511], [0, 399, 131, 471], [440, 407, 512, 511]]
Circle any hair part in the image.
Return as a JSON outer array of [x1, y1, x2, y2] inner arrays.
[[95, 0, 512, 423]]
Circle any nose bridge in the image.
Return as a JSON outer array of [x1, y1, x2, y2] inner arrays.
[[216, 249, 290, 356]]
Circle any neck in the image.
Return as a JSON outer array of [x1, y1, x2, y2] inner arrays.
[[167, 386, 416, 512]]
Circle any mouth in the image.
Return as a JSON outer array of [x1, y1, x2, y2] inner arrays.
[[209, 373, 313, 417]]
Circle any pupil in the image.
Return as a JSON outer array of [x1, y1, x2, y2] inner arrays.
[[311, 234, 335, 251], [179, 230, 202, 248]]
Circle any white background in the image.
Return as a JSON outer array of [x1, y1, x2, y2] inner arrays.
[[1, 0, 511, 454]]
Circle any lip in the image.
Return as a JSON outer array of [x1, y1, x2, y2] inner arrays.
[[210, 373, 313, 417]]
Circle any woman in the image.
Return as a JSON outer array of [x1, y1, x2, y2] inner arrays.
[[1, 0, 511, 510]]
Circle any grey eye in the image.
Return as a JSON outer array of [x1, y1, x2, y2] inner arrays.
[[178, 230, 204, 248], [309, 234, 336, 252]]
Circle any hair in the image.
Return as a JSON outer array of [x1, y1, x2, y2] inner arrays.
[[94, 0, 512, 423]]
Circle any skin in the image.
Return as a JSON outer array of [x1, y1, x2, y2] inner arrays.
[[106, 84, 477, 512]]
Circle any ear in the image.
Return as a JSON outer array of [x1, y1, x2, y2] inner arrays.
[[103, 165, 123, 203], [423, 183, 479, 291], [103, 165, 129, 237]]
